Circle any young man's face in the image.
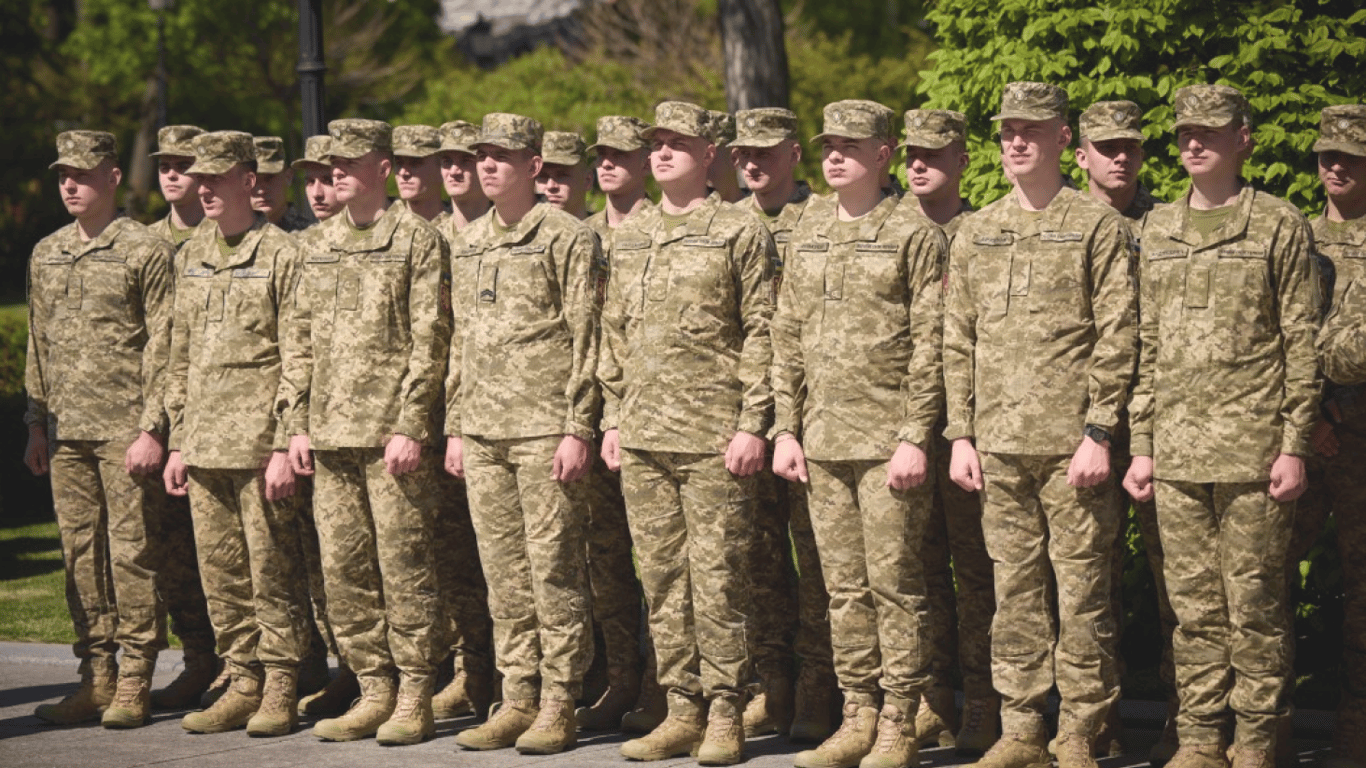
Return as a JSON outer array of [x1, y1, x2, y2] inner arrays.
[[157, 156, 199, 204], [1318, 150, 1366, 204], [475, 145, 539, 203], [536, 162, 591, 211], [649, 129, 712, 187], [302, 165, 343, 221], [594, 147, 650, 195], [57, 160, 120, 218], [194, 165, 255, 221], [821, 136, 886, 192], [1176, 123, 1249, 180], [394, 154, 442, 203], [734, 141, 800, 196], [250, 170, 292, 217], [331, 152, 391, 204], [440, 151, 482, 201], [905, 143, 967, 199], [1076, 138, 1144, 195], [998, 118, 1069, 181]]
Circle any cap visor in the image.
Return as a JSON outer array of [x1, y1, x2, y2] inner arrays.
[[257, 161, 286, 174], [1082, 129, 1145, 143], [472, 139, 533, 152], [149, 150, 196, 158], [990, 110, 1061, 122], [327, 146, 371, 160], [392, 148, 441, 158], [810, 131, 878, 144], [897, 135, 953, 151], [541, 155, 584, 167], [1172, 116, 1234, 130], [186, 158, 239, 175], [641, 125, 703, 140], [291, 159, 330, 171], [728, 136, 788, 149], [49, 156, 104, 170], [588, 140, 647, 152], [1313, 138, 1366, 157]]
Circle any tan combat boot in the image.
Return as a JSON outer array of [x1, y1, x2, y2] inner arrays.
[[621, 667, 668, 734], [915, 686, 958, 749], [455, 697, 538, 750], [794, 702, 879, 768], [199, 664, 231, 708], [1165, 743, 1230, 768], [182, 672, 263, 733], [312, 675, 397, 741], [578, 667, 640, 731], [1229, 745, 1275, 768], [698, 696, 745, 765], [298, 664, 360, 717], [620, 710, 706, 760], [744, 673, 794, 738], [433, 667, 494, 720], [1149, 700, 1180, 767], [967, 731, 1050, 768], [861, 697, 918, 768], [246, 667, 298, 737], [516, 697, 577, 754], [151, 647, 220, 710], [375, 676, 434, 746], [1055, 732, 1099, 768], [1327, 698, 1366, 768], [34, 659, 118, 725], [790, 665, 838, 743], [955, 695, 1001, 756], [101, 673, 152, 729]]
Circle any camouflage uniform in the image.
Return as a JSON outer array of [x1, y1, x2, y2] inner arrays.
[[148, 125, 207, 250], [445, 113, 599, 703], [600, 102, 777, 715], [26, 131, 173, 685], [942, 84, 1135, 740], [1129, 86, 1321, 752], [254, 136, 312, 233]]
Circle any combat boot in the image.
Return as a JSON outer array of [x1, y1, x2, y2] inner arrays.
[[1165, 743, 1230, 768], [1150, 700, 1180, 767], [794, 702, 879, 768], [915, 686, 957, 748], [298, 665, 360, 717], [578, 667, 640, 731], [455, 697, 538, 750], [621, 668, 668, 733], [620, 710, 706, 760], [744, 673, 794, 737], [697, 696, 745, 765], [955, 695, 1001, 756], [860, 697, 918, 768], [516, 697, 577, 754], [1327, 698, 1366, 768], [182, 672, 263, 733], [151, 648, 219, 710], [199, 664, 231, 708], [101, 673, 152, 729], [1229, 745, 1274, 768], [312, 675, 396, 741], [296, 650, 331, 698], [34, 659, 117, 725], [375, 676, 434, 746], [790, 665, 838, 743], [1055, 732, 1099, 768], [433, 667, 494, 720], [967, 731, 1050, 768], [246, 667, 298, 737]]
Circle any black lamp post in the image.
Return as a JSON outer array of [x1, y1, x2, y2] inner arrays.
[[298, 0, 326, 138], [148, 0, 173, 129]]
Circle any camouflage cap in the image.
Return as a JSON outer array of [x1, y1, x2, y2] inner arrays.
[[588, 115, 649, 152], [899, 109, 967, 150], [812, 100, 896, 144], [730, 108, 799, 149], [542, 131, 587, 166], [150, 125, 204, 158], [642, 101, 712, 140], [253, 136, 287, 174], [991, 81, 1069, 122], [50, 130, 118, 170], [392, 124, 443, 158], [1078, 100, 1145, 143], [475, 113, 544, 152], [327, 118, 393, 159], [439, 120, 481, 155], [708, 111, 737, 147], [1313, 104, 1366, 157], [291, 135, 333, 171], [186, 131, 255, 176], [1172, 84, 1250, 130]]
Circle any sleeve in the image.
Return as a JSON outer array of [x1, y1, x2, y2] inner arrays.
[[597, 242, 626, 433], [136, 239, 174, 437], [941, 232, 977, 442], [22, 249, 49, 429], [1319, 277, 1366, 385], [283, 246, 315, 438], [1273, 214, 1324, 456], [770, 238, 805, 439], [1082, 213, 1139, 434], [734, 221, 777, 437], [443, 234, 469, 438], [394, 230, 453, 442], [271, 240, 305, 449], [896, 225, 947, 447], [1127, 218, 1157, 457], [560, 229, 602, 440], [164, 249, 190, 450]]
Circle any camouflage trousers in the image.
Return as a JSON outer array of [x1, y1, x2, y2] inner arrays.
[[50, 439, 167, 678], [291, 476, 339, 660], [464, 435, 593, 701], [620, 449, 754, 713], [186, 467, 308, 675], [923, 441, 995, 699], [313, 447, 440, 686], [584, 452, 644, 680], [432, 472, 493, 675], [155, 493, 216, 657], [805, 457, 933, 706], [979, 452, 1120, 738], [1108, 460, 1176, 705]]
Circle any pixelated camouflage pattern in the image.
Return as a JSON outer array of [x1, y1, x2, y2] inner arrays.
[[991, 81, 1069, 122], [186, 131, 254, 176], [542, 131, 587, 166], [731, 108, 799, 149], [1317, 216, 1366, 384], [392, 124, 442, 158], [50, 130, 117, 170], [812, 100, 895, 143], [899, 109, 966, 151], [942, 187, 1137, 454], [253, 136, 287, 174], [25, 217, 172, 439], [439, 120, 481, 155], [708, 110, 736, 147], [292, 135, 333, 170], [148, 215, 199, 248], [155, 494, 216, 656], [150, 125, 204, 158], [1078, 100, 1144, 143], [1172, 84, 1251, 129], [583, 451, 644, 677], [475, 112, 543, 152], [1313, 104, 1366, 156], [431, 473, 493, 673], [643, 101, 712, 140], [589, 115, 649, 153], [327, 118, 393, 159]]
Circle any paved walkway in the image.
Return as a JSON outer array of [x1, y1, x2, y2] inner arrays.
[[0, 642, 1336, 768]]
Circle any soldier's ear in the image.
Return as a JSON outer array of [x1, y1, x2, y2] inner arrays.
[[377, 155, 393, 181], [108, 165, 123, 188], [791, 141, 802, 163], [528, 154, 543, 178]]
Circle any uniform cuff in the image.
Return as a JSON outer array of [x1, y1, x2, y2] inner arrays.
[[1128, 434, 1153, 457]]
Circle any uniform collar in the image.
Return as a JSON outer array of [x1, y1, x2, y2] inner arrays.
[[60, 215, 133, 260], [199, 213, 270, 271], [998, 186, 1079, 238], [1169, 181, 1256, 249], [645, 192, 723, 244]]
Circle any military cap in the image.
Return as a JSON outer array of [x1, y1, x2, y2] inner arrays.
[[1313, 104, 1366, 157], [899, 109, 967, 150], [642, 101, 712, 140], [439, 120, 481, 155], [253, 136, 287, 174], [812, 100, 896, 144], [542, 131, 587, 166], [1172, 84, 1250, 130], [992, 81, 1069, 122], [709, 111, 737, 147], [392, 124, 443, 158], [731, 108, 799, 149], [291, 135, 333, 171], [327, 118, 393, 159], [150, 125, 204, 158], [588, 115, 649, 152], [50, 130, 118, 170], [475, 113, 544, 152], [186, 131, 255, 176], [1078, 100, 1145, 143]]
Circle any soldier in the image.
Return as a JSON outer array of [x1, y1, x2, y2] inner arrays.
[[437, 120, 493, 230], [393, 124, 447, 222], [294, 135, 345, 225], [286, 118, 451, 745], [442, 113, 598, 755], [771, 100, 945, 768], [943, 82, 1136, 768], [899, 108, 999, 754], [159, 131, 308, 735], [537, 131, 593, 219], [1123, 84, 1320, 768], [599, 100, 776, 765], [25, 131, 173, 729], [708, 110, 746, 203], [148, 125, 206, 247], [252, 136, 310, 232], [590, 115, 653, 230]]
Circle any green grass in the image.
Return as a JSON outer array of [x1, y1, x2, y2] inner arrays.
[[0, 519, 75, 644]]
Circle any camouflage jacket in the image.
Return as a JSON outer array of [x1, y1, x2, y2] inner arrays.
[[585, 200, 655, 246], [148, 214, 199, 249], [25, 217, 172, 441], [943, 186, 1137, 455], [1313, 215, 1366, 413], [445, 203, 601, 441], [772, 193, 946, 460], [1129, 185, 1321, 481], [166, 216, 301, 468], [290, 204, 452, 449], [600, 193, 777, 453]]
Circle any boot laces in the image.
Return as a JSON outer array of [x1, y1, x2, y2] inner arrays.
[[113, 677, 144, 706], [873, 710, 904, 751]]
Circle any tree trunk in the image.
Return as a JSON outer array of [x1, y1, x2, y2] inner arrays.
[[125, 78, 159, 220], [717, 0, 789, 112]]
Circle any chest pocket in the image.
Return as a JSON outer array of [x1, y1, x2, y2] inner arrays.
[[666, 237, 730, 301], [225, 268, 276, 339], [79, 254, 134, 321], [1214, 245, 1272, 360], [479, 245, 554, 309], [609, 240, 652, 315], [1021, 233, 1085, 316]]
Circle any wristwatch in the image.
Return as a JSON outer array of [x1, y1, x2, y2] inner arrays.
[[1083, 424, 1112, 446]]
